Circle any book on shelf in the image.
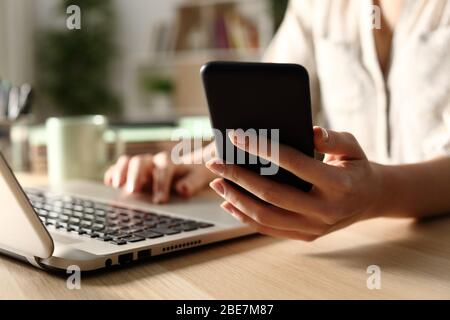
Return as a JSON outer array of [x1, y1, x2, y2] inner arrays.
[[152, 1, 261, 54]]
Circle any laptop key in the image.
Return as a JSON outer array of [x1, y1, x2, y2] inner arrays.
[[128, 227, 144, 233], [105, 225, 120, 232], [135, 231, 164, 239], [73, 205, 84, 212], [63, 209, 73, 216], [92, 224, 105, 231], [64, 203, 73, 210], [73, 211, 84, 218], [83, 200, 94, 207], [148, 227, 180, 235], [94, 217, 106, 223], [120, 218, 131, 224], [69, 217, 81, 224], [143, 221, 157, 227], [46, 218, 57, 226], [92, 231, 105, 237], [80, 220, 92, 227], [59, 214, 70, 221], [84, 214, 94, 220], [38, 209, 48, 217], [48, 211, 59, 219], [51, 200, 63, 207], [126, 236, 145, 243], [52, 206, 63, 213], [56, 222, 68, 229], [174, 224, 198, 232], [80, 228, 92, 235], [68, 225, 80, 232], [112, 232, 132, 240], [95, 209, 106, 216], [84, 208, 95, 214], [110, 240, 127, 245]]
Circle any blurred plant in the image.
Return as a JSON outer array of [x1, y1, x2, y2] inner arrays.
[[142, 76, 175, 95], [37, 0, 121, 117], [270, 0, 289, 31]]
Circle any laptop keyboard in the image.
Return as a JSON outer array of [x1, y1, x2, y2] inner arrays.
[[24, 189, 214, 245]]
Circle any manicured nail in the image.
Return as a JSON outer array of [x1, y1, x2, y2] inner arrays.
[[153, 191, 166, 203], [228, 129, 253, 148], [126, 182, 134, 193], [210, 181, 225, 197], [221, 203, 237, 216], [225, 207, 242, 221], [113, 178, 121, 188], [319, 127, 329, 142], [177, 183, 190, 196], [206, 159, 225, 175], [228, 130, 240, 145]]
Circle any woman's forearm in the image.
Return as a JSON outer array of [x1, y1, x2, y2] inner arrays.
[[378, 157, 450, 219]]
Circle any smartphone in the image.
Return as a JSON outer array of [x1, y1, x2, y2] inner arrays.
[[201, 61, 314, 193]]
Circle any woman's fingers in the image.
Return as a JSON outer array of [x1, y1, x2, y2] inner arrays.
[[313, 126, 366, 160], [210, 178, 329, 235], [175, 166, 210, 198], [125, 154, 154, 193], [111, 155, 130, 188], [152, 152, 176, 203], [221, 202, 319, 241], [228, 130, 343, 189], [104, 165, 114, 185], [206, 159, 323, 218]]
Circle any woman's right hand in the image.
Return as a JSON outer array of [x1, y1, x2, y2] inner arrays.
[[104, 149, 215, 204]]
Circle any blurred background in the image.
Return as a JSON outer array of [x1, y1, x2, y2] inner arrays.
[[0, 0, 288, 178]]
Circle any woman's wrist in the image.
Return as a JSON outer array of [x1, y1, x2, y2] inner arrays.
[[366, 163, 399, 219]]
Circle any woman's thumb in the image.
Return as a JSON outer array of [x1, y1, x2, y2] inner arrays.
[[313, 126, 366, 159]]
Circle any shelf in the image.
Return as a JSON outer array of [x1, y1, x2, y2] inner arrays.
[[145, 48, 263, 67], [179, 0, 264, 9]]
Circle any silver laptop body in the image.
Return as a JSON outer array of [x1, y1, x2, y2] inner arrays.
[[0, 153, 254, 271]]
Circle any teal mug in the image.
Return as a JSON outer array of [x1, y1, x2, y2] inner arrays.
[[46, 115, 123, 185]]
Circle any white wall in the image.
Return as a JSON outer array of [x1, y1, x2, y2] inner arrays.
[[0, 0, 35, 84]]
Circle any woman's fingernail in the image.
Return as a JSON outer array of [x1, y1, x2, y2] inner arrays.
[[126, 182, 134, 193], [210, 181, 225, 197], [221, 203, 237, 217], [320, 127, 329, 142], [178, 183, 190, 196], [206, 160, 225, 175], [221, 203, 232, 213], [228, 130, 242, 146], [153, 191, 166, 203], [113, 178, 121, 188]]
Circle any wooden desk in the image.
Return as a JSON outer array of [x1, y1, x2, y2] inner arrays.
[[1, 174, 449, 299]]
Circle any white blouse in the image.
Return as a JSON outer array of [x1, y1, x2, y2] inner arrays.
[[264, 0, 450, 165]]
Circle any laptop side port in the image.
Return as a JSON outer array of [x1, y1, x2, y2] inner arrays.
[[118, 252, 133, 265], [137, 249, 151, 260]]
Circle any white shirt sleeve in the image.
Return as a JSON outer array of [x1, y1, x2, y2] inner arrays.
[[262, 0, 323, 125]]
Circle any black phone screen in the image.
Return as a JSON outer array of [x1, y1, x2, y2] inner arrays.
[[201, 61, 314, 193]]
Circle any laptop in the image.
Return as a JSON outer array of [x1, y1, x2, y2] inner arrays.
[[0, 153, 254, 271]]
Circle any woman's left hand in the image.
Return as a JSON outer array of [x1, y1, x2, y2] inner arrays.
[[206, 127, 387, 241]]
